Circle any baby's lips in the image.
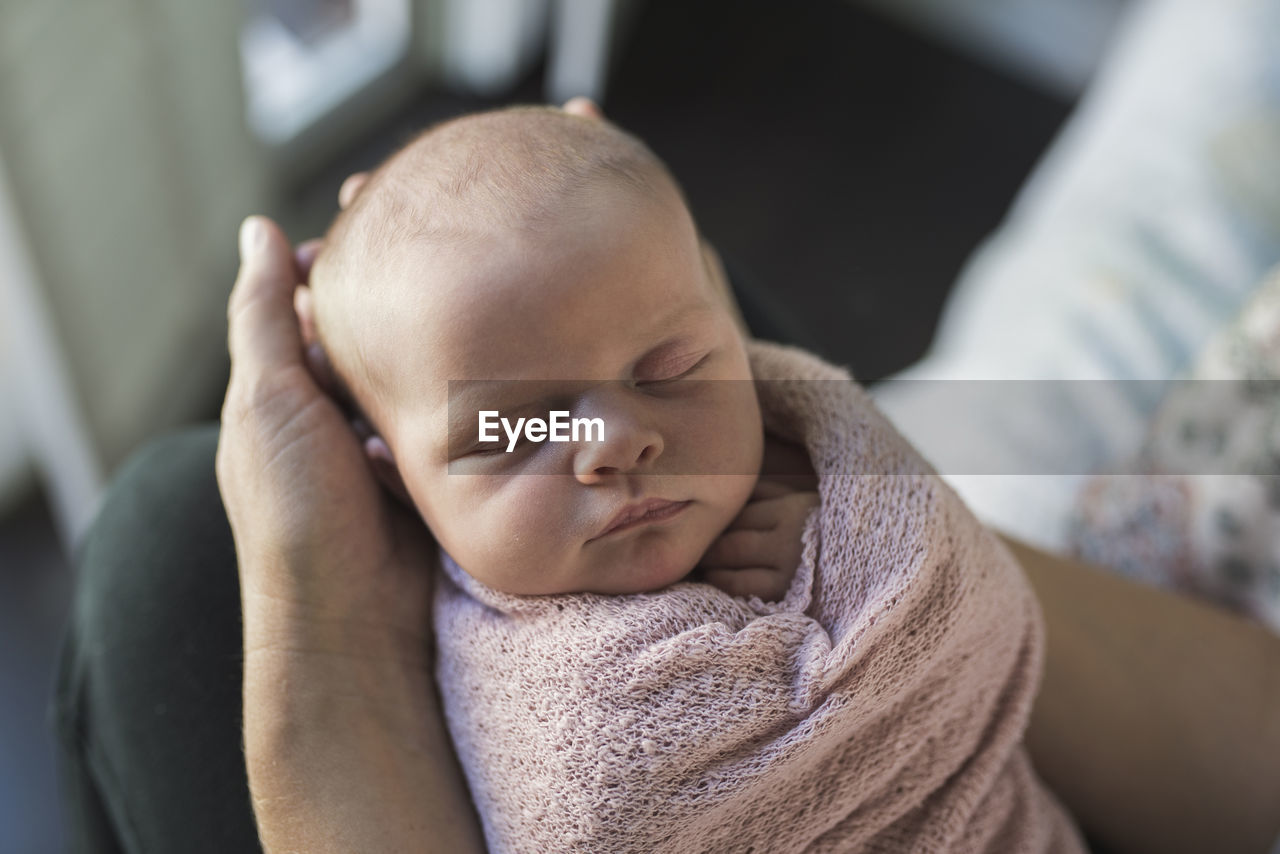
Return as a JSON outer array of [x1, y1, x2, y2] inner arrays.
[[594, 498, 690, 540]]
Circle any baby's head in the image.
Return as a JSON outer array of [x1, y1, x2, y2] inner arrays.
[[309, 105, 763, 596]]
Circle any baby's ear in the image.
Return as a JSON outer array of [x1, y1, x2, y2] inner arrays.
[[363, 434, 414, 507]]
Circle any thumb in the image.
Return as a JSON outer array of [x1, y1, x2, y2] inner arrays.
[[227, 216, 304, 372]]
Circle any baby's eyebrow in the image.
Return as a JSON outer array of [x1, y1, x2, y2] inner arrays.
[[445, 382, 547, 436]]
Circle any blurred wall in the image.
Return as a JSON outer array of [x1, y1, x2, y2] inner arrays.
[[0, 352, 29, 515], [0, 1, 267, 475], [855, 0, 1127, 96]]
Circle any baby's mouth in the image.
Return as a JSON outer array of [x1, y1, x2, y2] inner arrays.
[[593, 499, 691, 540]]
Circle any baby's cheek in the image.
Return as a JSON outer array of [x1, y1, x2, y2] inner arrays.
[[482, 477, 587, 585]]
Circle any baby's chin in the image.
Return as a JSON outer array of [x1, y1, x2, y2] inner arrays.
[[580, 521, 724, 596]]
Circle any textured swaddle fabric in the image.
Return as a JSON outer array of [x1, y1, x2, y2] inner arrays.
[[434, 339, 1085, 853]]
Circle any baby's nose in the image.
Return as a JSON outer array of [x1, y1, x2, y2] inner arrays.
[[571, 387, 664, 482]]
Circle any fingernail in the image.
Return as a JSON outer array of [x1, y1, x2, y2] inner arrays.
[[239, 216, 265, 261]]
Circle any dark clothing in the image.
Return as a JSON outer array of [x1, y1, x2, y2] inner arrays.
[[53, 426, 261, 853]]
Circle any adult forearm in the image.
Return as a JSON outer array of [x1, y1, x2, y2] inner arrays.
[[1006, 535, 1280, 854], [242, 603, 486, 854]]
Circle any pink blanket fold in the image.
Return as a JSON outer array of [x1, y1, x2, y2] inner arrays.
[[434, 339, 1086, 853]]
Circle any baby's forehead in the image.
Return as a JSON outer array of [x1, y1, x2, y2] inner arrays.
[[316, 108, 697, 409], [331, 110, 689, 306]]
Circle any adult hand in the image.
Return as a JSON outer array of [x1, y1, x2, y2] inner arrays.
[[217, 214, 484, 853], [216, 97, 608, 853], [218, 214, 435, 648], [223, 95, 607, 632]]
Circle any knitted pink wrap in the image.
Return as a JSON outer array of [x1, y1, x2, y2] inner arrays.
[[434, 339, 1085, 853]]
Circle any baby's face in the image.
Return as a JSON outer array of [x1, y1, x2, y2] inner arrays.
[[360, 181, 764, 595]]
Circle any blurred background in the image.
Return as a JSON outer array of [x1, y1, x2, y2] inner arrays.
[[0, 0, 1129, 849]]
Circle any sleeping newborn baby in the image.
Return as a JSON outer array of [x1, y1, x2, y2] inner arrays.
[[308, 103, 806, 604], [306, 105, 1086, 853]]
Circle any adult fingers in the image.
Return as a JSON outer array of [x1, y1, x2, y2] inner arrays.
[[294, 284, 319, 345], [339, 172, 371, 209], [293, 285, 339, 396], [227, 216, 304, 373], [562, 97, 603, 119], [295, 239, 323, 282]]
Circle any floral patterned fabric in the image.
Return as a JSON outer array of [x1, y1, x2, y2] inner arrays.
[[1070, 266, 1280, 632]]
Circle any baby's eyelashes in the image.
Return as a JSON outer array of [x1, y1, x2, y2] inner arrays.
[[634, 352, 710, 386]]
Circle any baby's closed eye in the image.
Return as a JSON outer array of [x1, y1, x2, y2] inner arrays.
[[633, 347, 712, 385]]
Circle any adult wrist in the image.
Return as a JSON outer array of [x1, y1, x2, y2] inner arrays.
[[241, 623, 479, 854], [242, 588, 432, 672]]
